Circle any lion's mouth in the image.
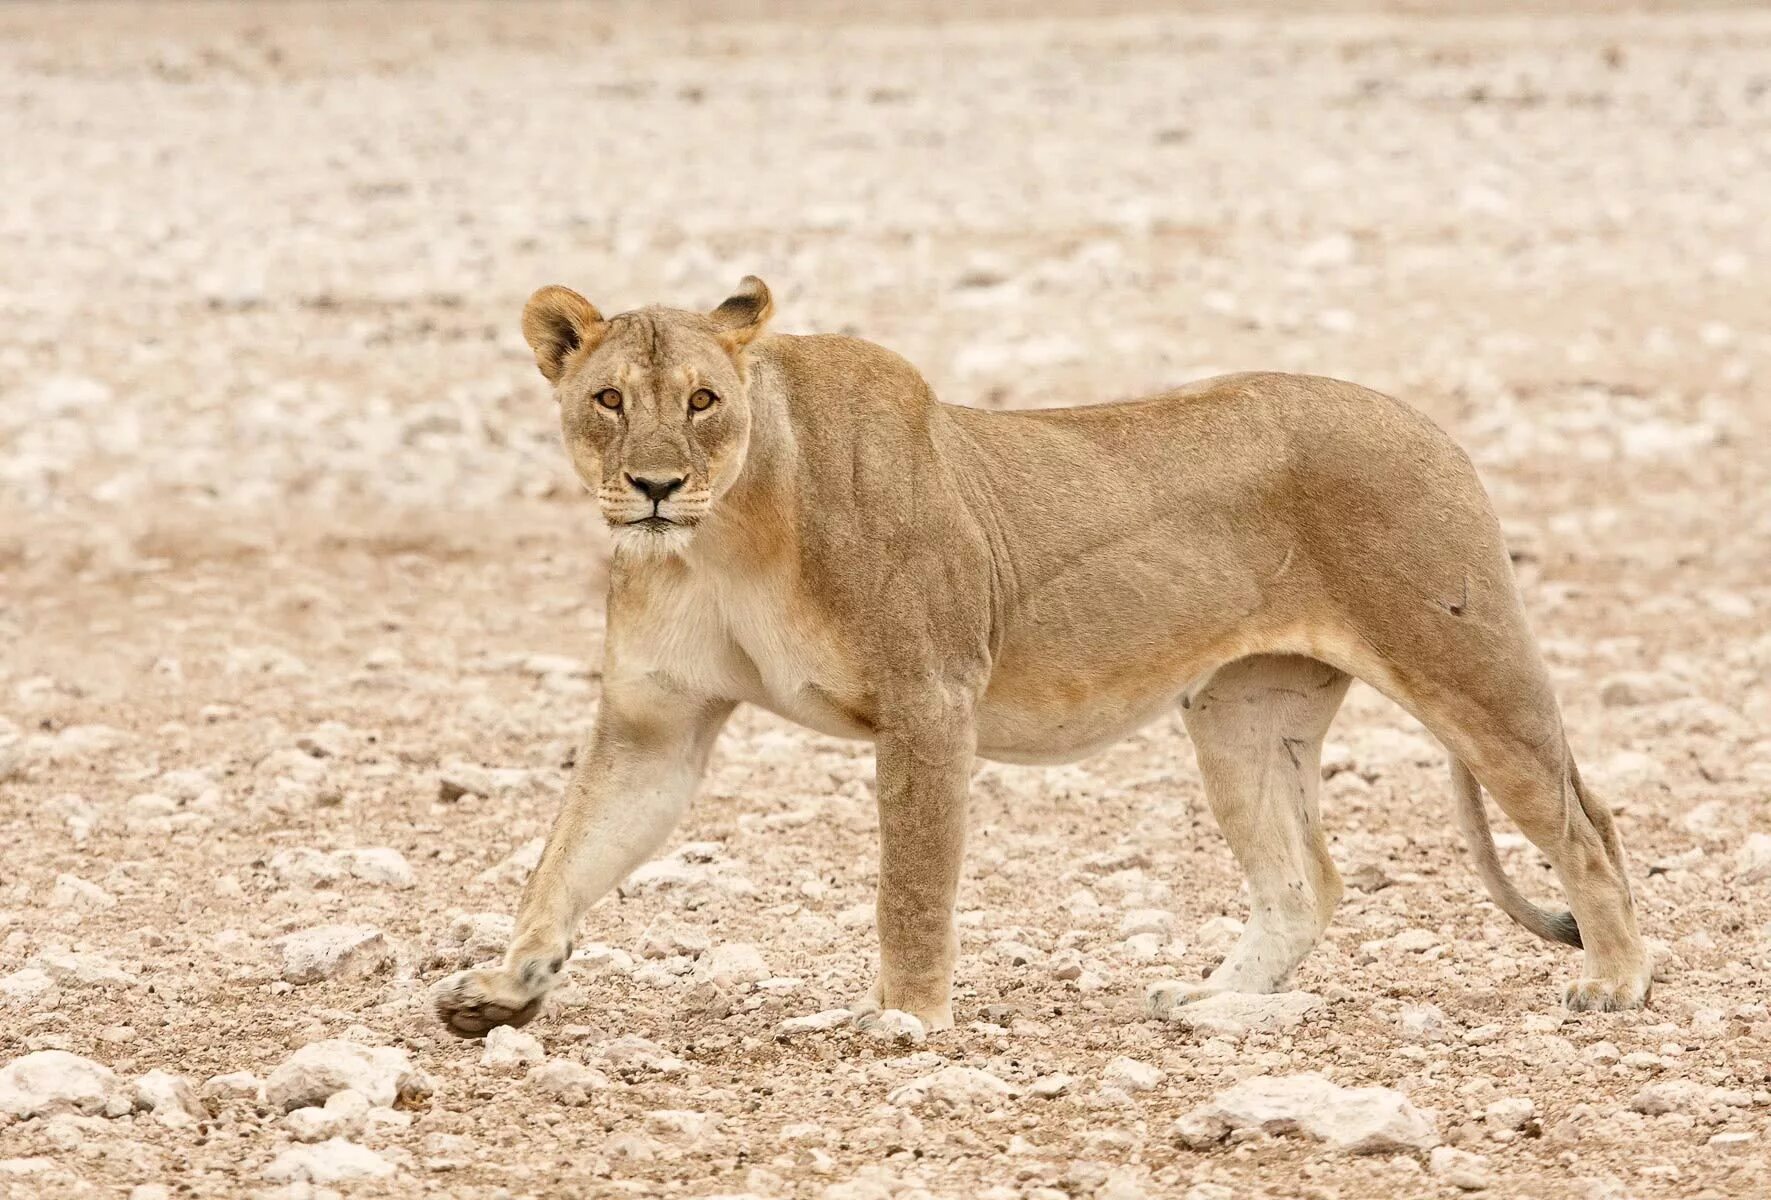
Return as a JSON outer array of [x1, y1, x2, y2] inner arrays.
[[626, 515, 694, 532]]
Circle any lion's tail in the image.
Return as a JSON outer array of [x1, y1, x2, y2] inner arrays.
[[1450, 757, 1583, 948]]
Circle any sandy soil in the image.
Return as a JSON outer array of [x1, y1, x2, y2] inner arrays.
[[2, 3, 1769, 1197]]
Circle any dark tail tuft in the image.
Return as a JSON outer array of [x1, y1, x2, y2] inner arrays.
[[1451, 758, 1582, 949]]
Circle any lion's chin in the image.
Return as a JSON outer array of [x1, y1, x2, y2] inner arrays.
[[610, 520, 696, 560]]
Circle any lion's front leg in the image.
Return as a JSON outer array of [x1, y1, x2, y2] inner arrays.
[[863, 721, 974, 1032], [434, 692, 732, 1037]]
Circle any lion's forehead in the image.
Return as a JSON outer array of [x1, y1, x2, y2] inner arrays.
[[612, 360, 699, 392]]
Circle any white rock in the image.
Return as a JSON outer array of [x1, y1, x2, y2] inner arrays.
[[31, 950, 138, 989], [636, 917, 708, 961], [285, 1088, 370, 1142], [526, 1059, 609, 1104], [774, 1009, 853, 1040], [255, 749, 324, 789], [888, 1066, 1015, 1110], [46, 874, 115, 911], [438, 763, 495, 801], [1388, 928, 1439, 954], [272, 847, 413, 890], [993, 938, 1044, 966], [860, 1009, 926, 1044], [1709, 1131, 1758, 1155], [1118, 909, 1174, 939], [596, 1036, 688, 1077], [1029, 1073, 1073, 1098], [262, 1137, 394, 1183], [618, 842, 753, 898], [1398, 1004, 1450, 1040], [155, 768, 213, 801], [476, 837, 544, 885], [1733, 834, 1771, 884], [698, 941, 769, 988], [202, 1072, 262, 1103], [277, 924, 393, 983], [1629, 1080, 1707, 1116], [571, 942, 635, 976], [1484, 1096, 1535, 1132], [44, 724, 129, 761], [131, 1070, 204, 1119], [1430, 1146, 1492, 1190], [1149, 989, 1322, 1037], [1678, 799, 1729, 835], [0, 1051, 119, 1118], [124, 792, 178, 831], [1103, 1056, 1163, 1093], [481, 1025, 545, 1071], [0, 968, 56, 1006], [265, 1040, 425, 1111], [647, 1109, 719, 1139], [0, 1159, 58, 1178], [339, 847, 414, 888], [365, 1104, 412, 1135], [1122, 933, 1166, 959], [1174, 1073, 1438, 1154], [430, 912, 514, 967]]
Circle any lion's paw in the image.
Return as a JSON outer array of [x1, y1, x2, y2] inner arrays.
[[1144, 980, 1223, 1020], [1564, 974, 1651, 1013], [432, 967, 548, 1039], [851, 981, 952, 1032]]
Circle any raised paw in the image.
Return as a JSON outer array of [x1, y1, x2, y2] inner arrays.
[[432, 966, 549, 1038], [1564, 974, 1651, 1013]]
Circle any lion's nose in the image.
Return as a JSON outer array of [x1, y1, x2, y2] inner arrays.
[[625, 473, 686, 503]]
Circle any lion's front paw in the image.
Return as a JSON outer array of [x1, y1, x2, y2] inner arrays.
[[432, 966, 549, 1038], [853, 980, 953, 1033], [1564, 974, 1651, 1013]]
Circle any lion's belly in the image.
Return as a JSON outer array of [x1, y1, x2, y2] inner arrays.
[[972, 608, 1292, 765], [974, 665, 1198, 765]]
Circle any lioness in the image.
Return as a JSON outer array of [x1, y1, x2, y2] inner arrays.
[[433, 276, 1650, 1037]]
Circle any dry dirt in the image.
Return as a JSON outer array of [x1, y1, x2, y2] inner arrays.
[[3, 3, 1770, 1198]]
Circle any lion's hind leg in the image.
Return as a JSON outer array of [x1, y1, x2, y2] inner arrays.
[[1147, 653, 1350, 1018], [1452, 720, 1651, 1012]]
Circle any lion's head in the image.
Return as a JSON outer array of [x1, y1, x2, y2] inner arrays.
[[520, 277, 774, 555]]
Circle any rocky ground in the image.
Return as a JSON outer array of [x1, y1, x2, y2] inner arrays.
[[2, 2, 1770, 1197]]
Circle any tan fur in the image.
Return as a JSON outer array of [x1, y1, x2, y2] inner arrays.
[[433, 278, 1650, 1037]]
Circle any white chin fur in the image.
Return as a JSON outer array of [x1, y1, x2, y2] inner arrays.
[[611, 524, 695, 560]]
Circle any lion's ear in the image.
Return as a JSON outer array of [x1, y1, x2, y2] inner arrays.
[[521, 286, 605, 382], [709, 275, 774, 351]]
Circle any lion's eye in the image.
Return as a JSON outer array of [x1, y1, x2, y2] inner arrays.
[[689, 388, 718, 413], [594, 388, 623, 411]]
